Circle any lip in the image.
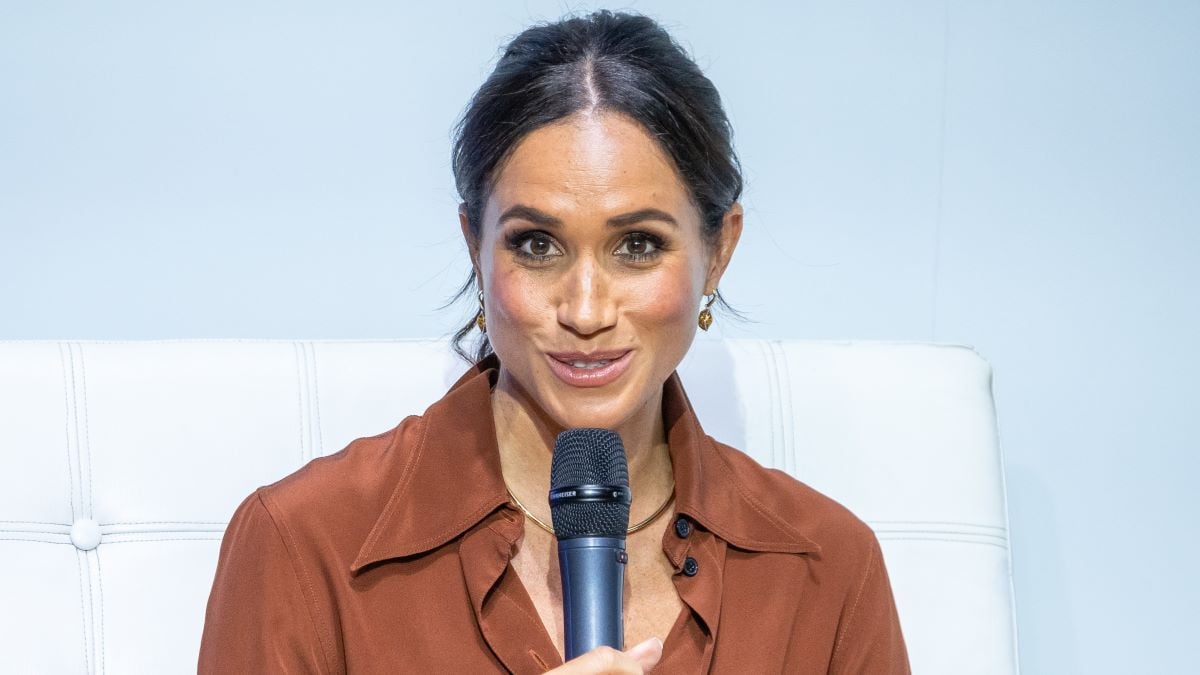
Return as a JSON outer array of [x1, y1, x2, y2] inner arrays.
[[545, 349, 633, 388]]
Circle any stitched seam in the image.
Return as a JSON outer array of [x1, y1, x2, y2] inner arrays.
[[103, 520, 228, 525], [497, 582, 550, 637], [528, 649, 548, 670], [300, 341, 314, 461], [99, 537, 225, 544], [762, 341, 781, 469], [309, 342, 326, 457], [102, 527, 224, 534], [74, 550, 91, 675], [100, 527, 224, 534], [58, 343, 77, 521], [768, 341, 785, 471], [80, 345, 94, 516], [869, 527, 1007, 539], [483, 515, 513, 540], [258, 490, 338, 675], [95, 552, 106, 675], [775, 342, 798, 475], [294, 342, 308, 465], [872, 535, 1009, 550], [868, 519, 1006, 531], [0, 519, 70, 525], [759, 341, 776, 468], [830, 542, 877, 666], [83, 547, 98, 675]]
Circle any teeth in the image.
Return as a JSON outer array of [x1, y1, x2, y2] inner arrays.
[[569, 360, 611, 369]]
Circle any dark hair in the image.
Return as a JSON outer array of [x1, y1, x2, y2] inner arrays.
[[449, 10, 744, 363]]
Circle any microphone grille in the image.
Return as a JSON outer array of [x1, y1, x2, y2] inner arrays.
[[549, 428, 631, 539]]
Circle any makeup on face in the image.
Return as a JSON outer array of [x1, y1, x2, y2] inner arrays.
[[476, 112, 712, 431]]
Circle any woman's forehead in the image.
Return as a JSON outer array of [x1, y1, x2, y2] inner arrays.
[[484, 113, 696, 227]]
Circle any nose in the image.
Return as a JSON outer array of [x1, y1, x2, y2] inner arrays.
[[556, 254, 617, 336]]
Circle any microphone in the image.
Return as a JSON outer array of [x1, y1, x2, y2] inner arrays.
[[549, 428, 631, 661]]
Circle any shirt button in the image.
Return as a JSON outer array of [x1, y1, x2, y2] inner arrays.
[[674, 516, 692, 539], [682, 556, 700, 577]]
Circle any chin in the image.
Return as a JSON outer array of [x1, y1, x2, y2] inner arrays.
[[541, 384, 646, 432], [551, 408, 626, 432]]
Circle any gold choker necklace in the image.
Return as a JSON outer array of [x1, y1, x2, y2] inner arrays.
[[505, 484, 675, 536]]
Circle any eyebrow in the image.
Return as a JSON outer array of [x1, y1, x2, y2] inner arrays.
[[497, 204, 678, 229]]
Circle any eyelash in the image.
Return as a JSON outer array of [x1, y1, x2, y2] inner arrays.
[[506, 230, 667, 264]]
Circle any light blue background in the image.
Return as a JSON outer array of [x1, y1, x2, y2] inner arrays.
[[2, 2, 1196, 672]]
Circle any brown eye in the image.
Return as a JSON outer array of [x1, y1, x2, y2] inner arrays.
[[616, 233, 662, 259], [514, 232, 562, 259]]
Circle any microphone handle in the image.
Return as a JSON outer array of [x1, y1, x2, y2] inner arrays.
[[557, 536, 627, 660]]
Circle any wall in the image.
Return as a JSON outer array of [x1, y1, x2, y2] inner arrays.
[[2, 2, 1196, 672]]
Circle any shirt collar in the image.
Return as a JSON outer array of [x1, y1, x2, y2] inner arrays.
[[660, 366, 820, 555], [351, 354, 818, 573]]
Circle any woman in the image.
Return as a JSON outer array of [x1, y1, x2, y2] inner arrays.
[[200, 10, 909, 674]]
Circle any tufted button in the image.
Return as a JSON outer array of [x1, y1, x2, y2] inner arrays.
[[70, 519, 102, 551], [682, 556, 700, 577], [674, 516, 692, 539]]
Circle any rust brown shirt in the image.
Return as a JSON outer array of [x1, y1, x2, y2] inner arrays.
[[199, 357, 910, 673]]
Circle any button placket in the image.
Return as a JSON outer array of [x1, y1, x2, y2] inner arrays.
[[662, 524, 725, 673]]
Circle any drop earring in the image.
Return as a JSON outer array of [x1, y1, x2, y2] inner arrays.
[[698, 291, 717, 331], [475, 289, 486, 332]]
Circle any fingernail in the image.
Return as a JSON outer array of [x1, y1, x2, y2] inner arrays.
[[628, 637, 664, 657]]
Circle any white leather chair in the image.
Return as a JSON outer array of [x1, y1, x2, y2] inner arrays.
[[0, 339, 1019, 673]]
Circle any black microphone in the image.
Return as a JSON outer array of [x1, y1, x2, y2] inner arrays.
[[549, 428, 631, 661]]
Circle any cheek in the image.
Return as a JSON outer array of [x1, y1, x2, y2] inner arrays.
[[488, 268, 544, 324], [625, 267, 698, 328]]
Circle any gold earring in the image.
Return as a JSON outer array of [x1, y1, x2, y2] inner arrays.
[[698, 291, 717, 331], [475, 289, 486, 332]]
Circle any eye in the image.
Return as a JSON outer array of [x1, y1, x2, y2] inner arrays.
[[509, 231, 563, 261], [615, 232, 664, 261]]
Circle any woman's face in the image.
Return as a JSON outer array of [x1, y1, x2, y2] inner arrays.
[[463, 112, 741, 432]]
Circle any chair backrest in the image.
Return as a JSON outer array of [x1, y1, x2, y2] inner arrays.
[[0, 339, 1018, 673]]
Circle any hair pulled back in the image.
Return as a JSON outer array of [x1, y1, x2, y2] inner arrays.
[[450, 10, 743, 362]]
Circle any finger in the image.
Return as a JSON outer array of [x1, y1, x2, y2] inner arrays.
[[572, 646, 637, 674], [624, 637, 664, 670]]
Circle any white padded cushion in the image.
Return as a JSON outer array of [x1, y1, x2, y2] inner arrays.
[[0, 339, 1018, 673]]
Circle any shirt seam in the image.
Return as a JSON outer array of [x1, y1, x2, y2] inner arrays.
[[829, 538, 878, 669], [256, 489, 340, 675]]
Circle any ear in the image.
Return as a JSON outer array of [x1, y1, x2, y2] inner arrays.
[[703, 202, 744, 294], [459, 204, 482, 283]]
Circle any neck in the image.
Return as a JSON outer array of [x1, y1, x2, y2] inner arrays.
[[492, 369, 675, 532]]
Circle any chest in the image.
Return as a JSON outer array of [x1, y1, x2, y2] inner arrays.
[[509, 527, 684, 656], [340, 532, 845, 674]]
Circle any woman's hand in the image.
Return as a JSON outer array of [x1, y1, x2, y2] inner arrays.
[[547, 638, 664, 674]]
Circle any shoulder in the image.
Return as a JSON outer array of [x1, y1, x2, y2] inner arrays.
[[231, 415, 428, 563], [707, 436, 880, 566], [263, 414, 424, 509]]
